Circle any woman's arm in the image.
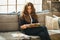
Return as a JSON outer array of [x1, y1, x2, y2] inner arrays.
[[19, 16, 40, 29], [19, 17, 27, 29]]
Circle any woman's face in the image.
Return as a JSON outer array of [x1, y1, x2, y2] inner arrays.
[[27, 6, 32, 14]]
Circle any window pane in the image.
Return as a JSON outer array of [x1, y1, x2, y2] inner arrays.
[[35, 0, 42, 4], [17, 0, 25, 4], [8, 0, 16, 5], [0, 6, 7, 13], [34, 5, 42, 12], [26, 0, 35, 4], [8, 6, 16, 13], [0, 0, 7, 5], [17, 5, 24, 12]]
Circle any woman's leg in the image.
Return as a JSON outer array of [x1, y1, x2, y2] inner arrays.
[[23, 26, 51, 40], [37, 26, 51, 40]]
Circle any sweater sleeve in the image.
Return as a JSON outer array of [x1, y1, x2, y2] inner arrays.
[[19, 17, 24, 26]]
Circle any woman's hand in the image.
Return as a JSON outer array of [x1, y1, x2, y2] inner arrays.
[[20, 25, 27, 29]]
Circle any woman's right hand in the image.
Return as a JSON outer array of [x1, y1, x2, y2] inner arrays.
[[20, 25, 27, 29]]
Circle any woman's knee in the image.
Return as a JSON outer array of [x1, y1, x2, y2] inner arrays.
[[42, 26, 47, 29], [39, 26, 48, 32]]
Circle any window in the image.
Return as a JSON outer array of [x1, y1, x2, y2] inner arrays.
[[0, 0, 7, 13], [17, 0, 42, 12], [8, 0, 16, 13], [0, 6, 7, 13], [0, 0, 42, 14]]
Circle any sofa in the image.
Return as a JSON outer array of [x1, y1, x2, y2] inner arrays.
[[0, 12, 60, 40], [0, 12, 52, 31]]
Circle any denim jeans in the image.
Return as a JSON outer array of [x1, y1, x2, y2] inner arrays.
[[22, 26, 51, 40]]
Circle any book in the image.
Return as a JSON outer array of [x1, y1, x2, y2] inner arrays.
[[25, 23, 40, 28]]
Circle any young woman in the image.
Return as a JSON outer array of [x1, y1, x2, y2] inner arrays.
[[19, 2, 51, 40]]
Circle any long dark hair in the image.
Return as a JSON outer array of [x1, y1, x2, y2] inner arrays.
[[21, 2, 38, 23]]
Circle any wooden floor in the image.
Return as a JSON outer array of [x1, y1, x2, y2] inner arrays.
[[50, 33, 60, 40]]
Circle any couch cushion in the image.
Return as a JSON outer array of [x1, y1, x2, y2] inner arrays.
[[0, 15, 19, 31], [45, 16, 59, 30], [53, 17, 59, 30], [45, 16, 53, 30], [0, 15, 18, 23]]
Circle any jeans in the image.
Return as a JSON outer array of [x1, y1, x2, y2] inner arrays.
[[22, 26, 51, 40]]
